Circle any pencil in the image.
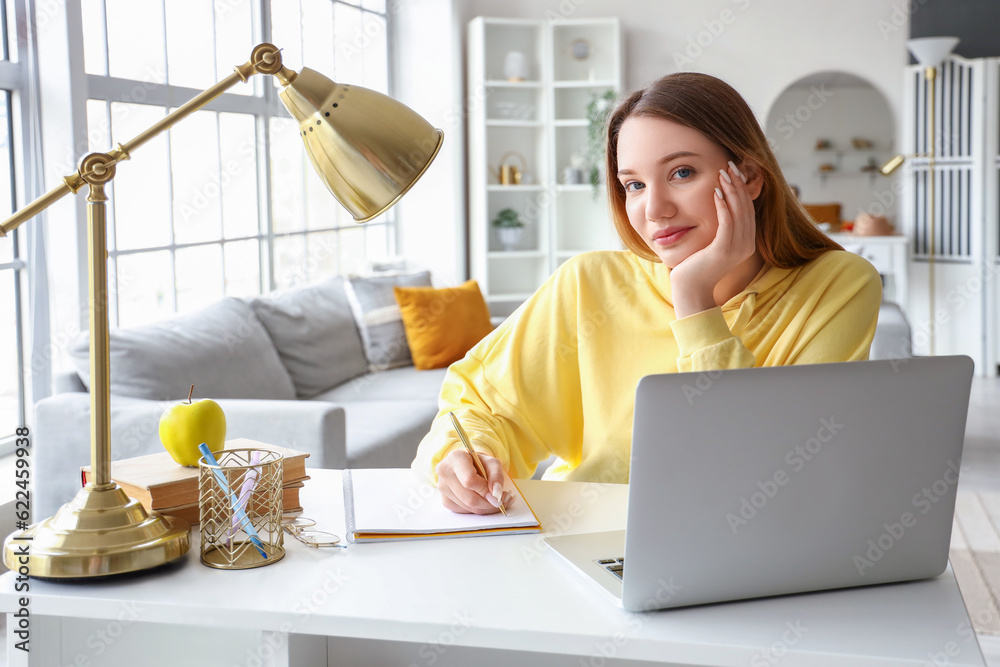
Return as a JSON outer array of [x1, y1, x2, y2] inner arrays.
[[448, 411, 507, 516]]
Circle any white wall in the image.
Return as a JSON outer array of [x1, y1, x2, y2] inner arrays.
[[386, 0, 910, 284], [392, 0, 467, 287], [457, 0, 909, 132]]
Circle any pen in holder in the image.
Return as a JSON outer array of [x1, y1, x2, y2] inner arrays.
[[198, 447, 285, 569]]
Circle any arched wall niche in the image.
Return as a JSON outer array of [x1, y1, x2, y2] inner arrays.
[[764, 71, 898, 230]]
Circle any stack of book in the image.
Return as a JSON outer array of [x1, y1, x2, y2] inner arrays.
[[81, 439, 310, 524]]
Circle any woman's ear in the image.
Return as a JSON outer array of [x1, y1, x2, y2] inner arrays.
[[740, 161, 765, 201]]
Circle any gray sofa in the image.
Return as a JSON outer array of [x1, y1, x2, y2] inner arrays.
[[34, 274, 448, 520]]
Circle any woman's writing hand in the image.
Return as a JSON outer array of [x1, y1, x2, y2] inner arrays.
[[435, 449, 514, 514], [670, 160, 757, 318]]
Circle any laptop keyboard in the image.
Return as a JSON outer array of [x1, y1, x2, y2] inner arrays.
[[596, 557, 625, 580]]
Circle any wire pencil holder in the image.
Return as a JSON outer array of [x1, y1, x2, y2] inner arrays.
[[199, 448, 285, 569]]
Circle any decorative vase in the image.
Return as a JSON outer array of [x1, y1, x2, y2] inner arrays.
[[497, 227, 523, 251], [504, 51, 528, 82]]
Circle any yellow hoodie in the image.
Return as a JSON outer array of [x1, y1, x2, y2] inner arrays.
[[412, 249, 882, 484]]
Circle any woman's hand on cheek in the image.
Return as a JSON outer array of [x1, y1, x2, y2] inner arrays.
[[670, 160, 757, 317]]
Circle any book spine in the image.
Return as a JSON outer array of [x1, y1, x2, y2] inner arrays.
[[342, 469, 357, 544]]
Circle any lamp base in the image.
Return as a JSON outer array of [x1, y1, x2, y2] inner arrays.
[[2, 484, 190, 579]]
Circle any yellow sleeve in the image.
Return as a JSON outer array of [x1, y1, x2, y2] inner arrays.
[[670, 307, 756, 372], [410, 260, 585, 483]]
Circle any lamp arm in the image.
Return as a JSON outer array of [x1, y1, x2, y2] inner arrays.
[[0, 43, 293, 238]]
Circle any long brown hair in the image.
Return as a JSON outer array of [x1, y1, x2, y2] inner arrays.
[[605, 73, 841, 268]]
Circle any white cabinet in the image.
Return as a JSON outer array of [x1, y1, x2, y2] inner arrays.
[[467, 17, 623, 317], [829, 233, 909, 306]]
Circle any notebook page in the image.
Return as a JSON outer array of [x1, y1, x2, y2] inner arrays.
[[346, 468, 538, 534]]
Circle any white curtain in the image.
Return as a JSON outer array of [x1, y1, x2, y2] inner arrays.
[[24, 0, 51, 404]]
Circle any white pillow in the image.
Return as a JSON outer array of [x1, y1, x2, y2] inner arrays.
[[344, 271, 432, 371]]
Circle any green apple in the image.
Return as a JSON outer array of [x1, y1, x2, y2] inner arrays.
[[159, 385, 227, 467]]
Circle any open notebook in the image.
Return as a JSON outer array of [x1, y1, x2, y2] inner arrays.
[[343, 469, 542, 543]]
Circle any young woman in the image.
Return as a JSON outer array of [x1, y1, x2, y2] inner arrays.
[[412, 73, 882, 514]]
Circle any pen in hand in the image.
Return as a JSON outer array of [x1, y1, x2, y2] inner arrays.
[[448, 411, 507, 516]]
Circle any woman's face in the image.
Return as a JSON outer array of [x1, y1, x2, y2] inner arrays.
[[616, 116, 737, 268]]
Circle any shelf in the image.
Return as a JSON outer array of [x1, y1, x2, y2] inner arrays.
[[554, 119, 588, 127], [814, 146, 884, 153], [553, 80, 617, 89], [490, 293, 536, 302], [487, 250, 546, 259], [556, 184, 594, 193], [485, 79, 543, 88], [817, 170, 880, 179], [486, 120, 544, 128], [487, 184, 546, 192]]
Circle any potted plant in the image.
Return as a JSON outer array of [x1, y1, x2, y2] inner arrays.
[[491, 207, 525, 250], [586, 89, 617, 197]]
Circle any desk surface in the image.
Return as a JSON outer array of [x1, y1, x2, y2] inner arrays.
[[0, 470, 986, 666]]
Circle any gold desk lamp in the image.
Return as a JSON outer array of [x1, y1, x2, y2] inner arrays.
[[0, 43, 443, 578], [880, 36, 959, 357]]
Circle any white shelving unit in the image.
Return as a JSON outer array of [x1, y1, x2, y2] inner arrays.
[[468, 17, 623, 317]]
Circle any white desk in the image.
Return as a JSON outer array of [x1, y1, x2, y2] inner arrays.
[[0, 469, 986, 666]]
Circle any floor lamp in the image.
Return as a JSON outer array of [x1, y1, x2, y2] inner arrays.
[[0, 43, 443, 579], [881, 36, 959, 356]]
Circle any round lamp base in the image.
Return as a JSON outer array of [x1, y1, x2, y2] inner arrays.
[[2, 484, 190, 579]]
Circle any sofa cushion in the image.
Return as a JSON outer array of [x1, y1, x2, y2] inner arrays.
[[344, 271, 432, 371], [308, 366, 448, 403], [69, 297, 296, 401], [338, 399, 441, 468], [394, 280, 494, 370], [251, 277, 368, 398]]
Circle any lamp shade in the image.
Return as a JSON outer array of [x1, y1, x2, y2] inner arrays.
[[279, 68, 444, 222], [907, 37, 959, 68]]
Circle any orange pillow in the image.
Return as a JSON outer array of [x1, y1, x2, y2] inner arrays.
[[393, 280, 494, 370]]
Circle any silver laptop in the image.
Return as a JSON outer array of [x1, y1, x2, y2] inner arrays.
[[545, 356, 975, 611]]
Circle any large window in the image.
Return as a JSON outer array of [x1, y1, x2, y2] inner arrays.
[[81, 0, 394, 328], [0, 0, 28, 444]]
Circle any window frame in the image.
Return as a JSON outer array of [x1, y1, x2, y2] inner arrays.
[[0, 0, 32, 453], [82, 0, 396, 328]]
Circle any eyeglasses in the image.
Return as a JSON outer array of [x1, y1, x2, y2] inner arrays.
[[281, 516, 345, 549]]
